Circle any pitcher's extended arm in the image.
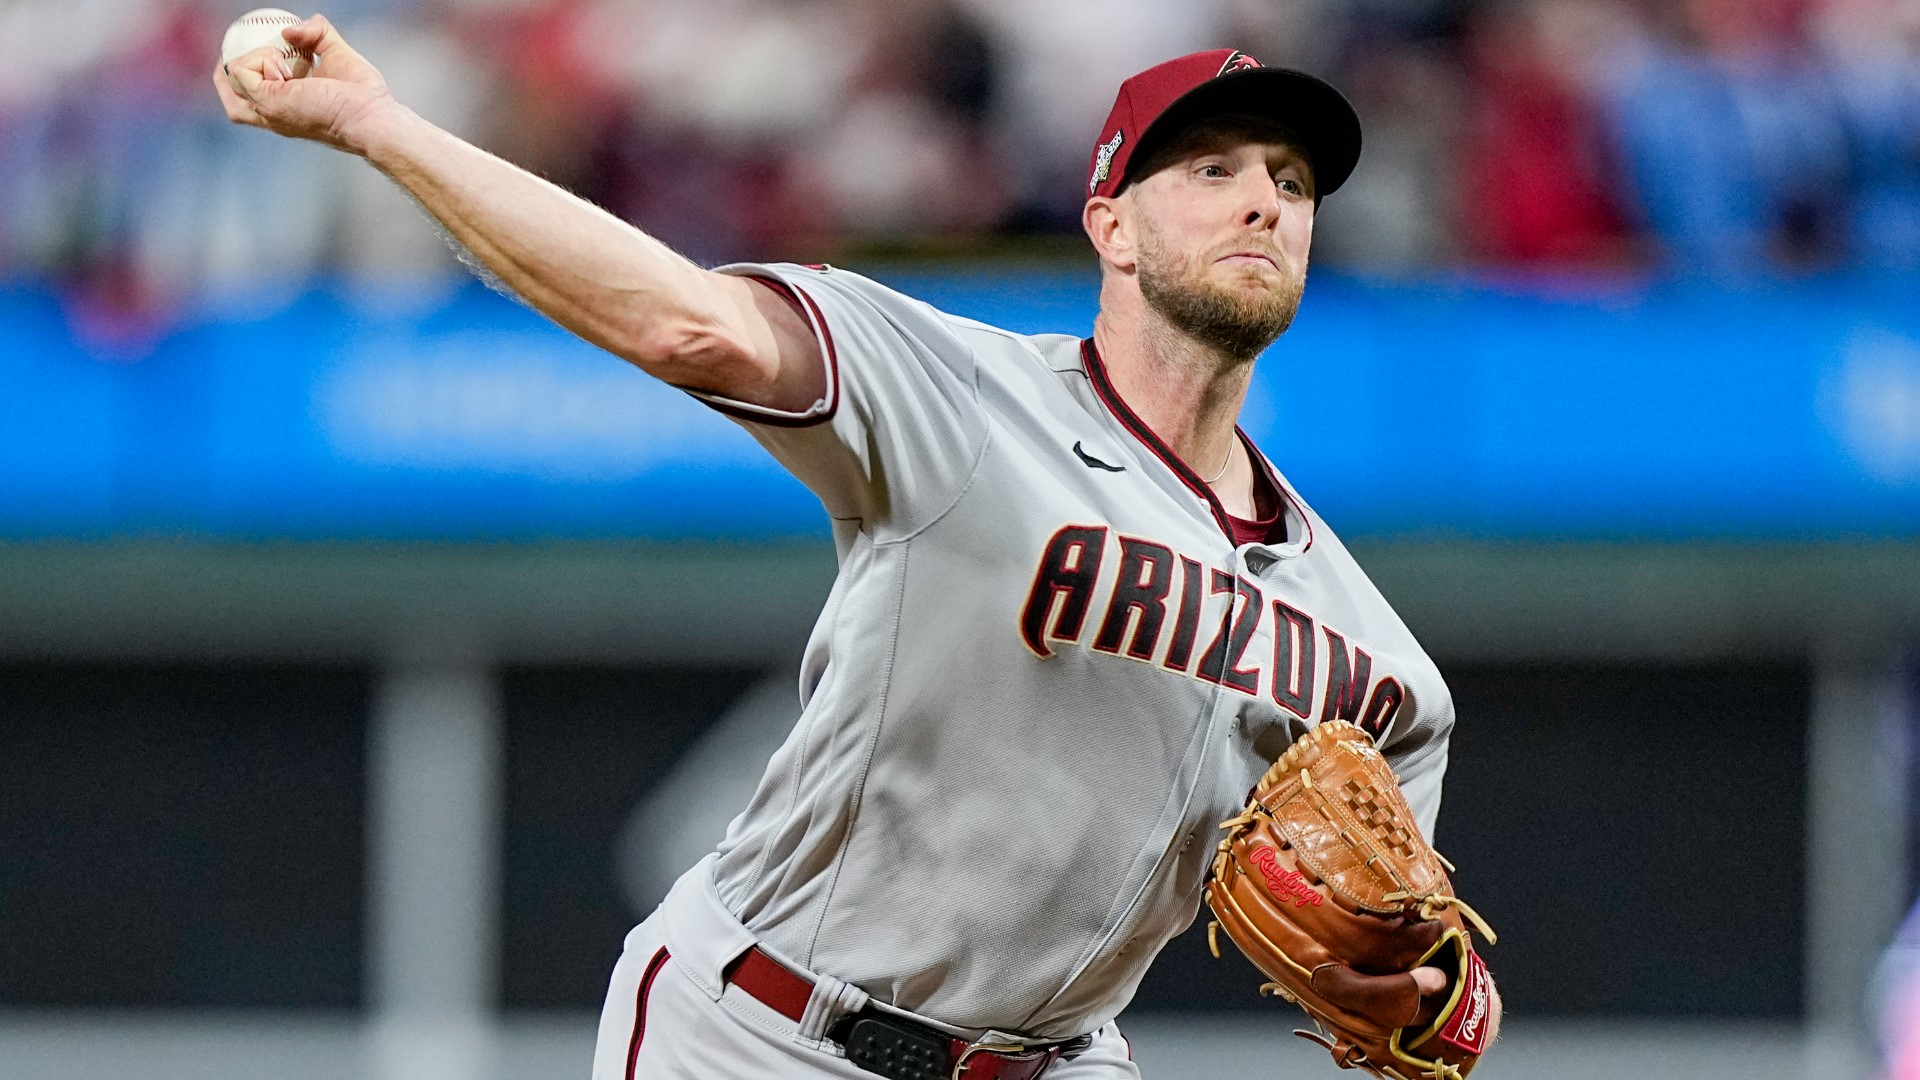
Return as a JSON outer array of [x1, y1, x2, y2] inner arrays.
[[212, 14, 822, 411]]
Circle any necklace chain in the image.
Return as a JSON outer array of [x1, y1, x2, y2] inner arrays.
[[1202, 442, 1234, 485]]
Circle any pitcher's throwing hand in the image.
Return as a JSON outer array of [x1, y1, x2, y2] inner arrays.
[[213, 13, 393, 154]]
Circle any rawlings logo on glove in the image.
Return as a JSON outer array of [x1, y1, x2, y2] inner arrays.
[[1204, 721, 1499, 1080], [1250, 847, 1323, 908], [1436, 953, 1492, 1056]]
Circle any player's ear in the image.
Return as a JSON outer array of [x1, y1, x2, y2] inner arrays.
[[1083, 194, 1137, 273]]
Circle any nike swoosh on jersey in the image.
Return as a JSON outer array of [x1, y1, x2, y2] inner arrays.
[[1073, 441, 1126, 472]]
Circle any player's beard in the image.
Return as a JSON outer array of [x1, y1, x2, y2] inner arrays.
[[1136, 227, 1304, 362]]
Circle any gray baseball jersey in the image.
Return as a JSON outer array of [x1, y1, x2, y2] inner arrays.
[[688, 262, 1454, 1041]]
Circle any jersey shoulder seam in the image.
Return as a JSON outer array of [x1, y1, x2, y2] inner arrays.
[[943, 316, 1081, 369], [868, 329, 993, 547]]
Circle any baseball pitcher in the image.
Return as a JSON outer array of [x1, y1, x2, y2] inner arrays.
[[217, 21, 1501, 1080]]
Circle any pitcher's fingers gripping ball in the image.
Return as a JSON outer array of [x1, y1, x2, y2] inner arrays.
[[221, 8, 312, 79], [1206, 721, 1499, 1080], [212, 11, 392, 150]]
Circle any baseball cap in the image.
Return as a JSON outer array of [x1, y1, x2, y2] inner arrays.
[[1086, 49, 1362, 200]]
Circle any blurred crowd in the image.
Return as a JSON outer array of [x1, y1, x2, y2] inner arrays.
[[2, 0, 1918, 334]]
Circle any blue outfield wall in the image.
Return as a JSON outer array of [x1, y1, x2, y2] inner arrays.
[[1, 266, 1918, 541]]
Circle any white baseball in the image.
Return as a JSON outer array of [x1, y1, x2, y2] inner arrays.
[[221, 8, 313, 78]]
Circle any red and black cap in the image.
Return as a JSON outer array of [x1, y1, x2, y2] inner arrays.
[[1086, 49, 1362, 200]]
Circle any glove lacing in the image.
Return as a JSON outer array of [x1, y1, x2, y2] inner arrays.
[[1382, 890, 1499, 947], [1291, 1017, 1468, 1080]]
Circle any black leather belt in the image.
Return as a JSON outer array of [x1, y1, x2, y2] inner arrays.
[[722, 946, 1093, 1080]]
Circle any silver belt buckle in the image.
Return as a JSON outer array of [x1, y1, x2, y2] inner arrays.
[[951, 1032, 1041, 1080]]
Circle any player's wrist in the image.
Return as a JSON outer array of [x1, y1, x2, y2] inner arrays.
[[345, 95, 418, 164]]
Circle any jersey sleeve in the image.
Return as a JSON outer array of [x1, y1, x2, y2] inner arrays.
[[688, 262, 988, 535]]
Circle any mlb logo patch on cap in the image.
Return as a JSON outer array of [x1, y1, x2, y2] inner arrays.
[[1218, 50, 1261, 75]]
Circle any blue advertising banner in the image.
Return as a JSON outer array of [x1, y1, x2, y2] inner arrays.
[[1, 267, 1917, 541]]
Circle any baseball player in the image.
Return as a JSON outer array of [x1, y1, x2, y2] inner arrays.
[[217, 21, 1500, 1080]]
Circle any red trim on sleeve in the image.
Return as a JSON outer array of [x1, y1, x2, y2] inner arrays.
[[752, 273, 810, 321], [690, 274, 841, 428], [624, 947, 672, 1080]]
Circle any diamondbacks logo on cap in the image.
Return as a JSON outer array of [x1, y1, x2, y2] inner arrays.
[[1089, 130, 1124, 193], [1218, 50, 1262, 76]]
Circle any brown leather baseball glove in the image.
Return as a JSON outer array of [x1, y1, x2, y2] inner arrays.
[[1205, 721, 1498, 1080]]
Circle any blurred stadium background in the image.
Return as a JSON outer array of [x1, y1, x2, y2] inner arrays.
[[3, 0, 1919, 1077]]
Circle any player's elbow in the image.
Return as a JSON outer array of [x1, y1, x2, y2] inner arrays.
[[623, 314, 770, 398]]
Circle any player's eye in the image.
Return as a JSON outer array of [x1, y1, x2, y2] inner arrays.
[[1277, 177, 1306, 197], [1199, 163, 1229, 179]]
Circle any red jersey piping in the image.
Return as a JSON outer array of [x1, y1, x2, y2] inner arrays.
[[687, 274, 841, 428], [1079, 338, 1313, 552], [624, 947, 671, 1080]]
